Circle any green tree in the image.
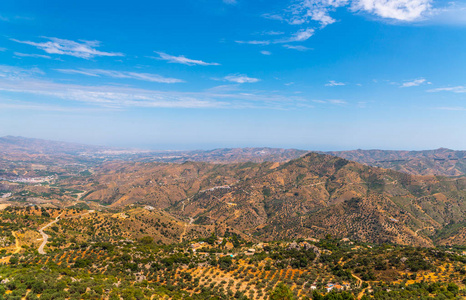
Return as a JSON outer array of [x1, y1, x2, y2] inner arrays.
[[269, 282, 296, 300]]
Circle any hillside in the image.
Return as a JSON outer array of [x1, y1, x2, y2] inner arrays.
[[1, 205, 465, 300], [143, 148, 309, 164], [77, 153, 466, 247], [326, 148, 466, 176]]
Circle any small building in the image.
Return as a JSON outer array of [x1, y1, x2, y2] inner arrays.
[[245, 248, 256, 256]]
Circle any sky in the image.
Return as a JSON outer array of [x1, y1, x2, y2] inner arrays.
[[0, 0, 465, 150]]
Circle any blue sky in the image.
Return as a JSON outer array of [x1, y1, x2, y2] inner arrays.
[[0, 0, 465, 150]]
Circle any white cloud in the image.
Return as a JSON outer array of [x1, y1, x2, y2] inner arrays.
[[0, 47, 6, 52], [400, 78, 428, 87], [0, 99, 107, 112], [0, 69, 310, 110], [428, 86, 466, 93], [267, 0, 434, 31], [11, 37, 123, 59], [328, 99, 347, 104], [284, 0, 349, 27], [0, 65, 44, 79], [284, 28, 315, 42], [325, 80, 346, 86], [262, 31, 285, 35], [13, 52, 52, 59], [262, 13, 285, 21], [235, 40, 271, 45], [56, 68, 184, 83], [351, 0, 432, 21], [223, 74, 260, 83], [274, 28, 315, 43], [261, 50, 272, 55], [283, 44, 311, 51], [237, 28, 314, 45], [223, 0, 237, 4], [155, 52, 220, 66], [312, 99, 347, 104]]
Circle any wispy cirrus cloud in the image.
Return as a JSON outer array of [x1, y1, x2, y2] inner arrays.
[[279, 28, 314, 42], [260, 50, 272, 55], [428, 86, 466, 93], [55, 68, 184, 83], [0, 65, 44, 79], [400, 78, 430, 87], [11, 37, 123, 59], [0, 65, 309, 110], [13, 52, 52, 59], [154, 52, 220, 66], [0, 99, 108, 112], [236, 28, 314, 45], [283, 44, 311, 51], [325, 80, 345, 86], [235, 40, 271, 45], [223, 74, 260, 83], [261, 30, 285, 35], [223, 0, 237, 4], [0, 14, 33, 22], [313, 99, 347, 104]]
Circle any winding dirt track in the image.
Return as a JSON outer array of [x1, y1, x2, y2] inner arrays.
[[179, 217, 194, 243], [37, 211, 94, 254], [12, 231, 21, 254], [38, 213, 63, 254]]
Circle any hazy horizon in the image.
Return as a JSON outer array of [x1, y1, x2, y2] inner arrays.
[[1, 0, 465, 151], [3, 134, 466, 153]]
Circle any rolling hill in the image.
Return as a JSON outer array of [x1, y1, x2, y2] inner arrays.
[[81, 152, 466, 247], [327, 148, 466, 176]]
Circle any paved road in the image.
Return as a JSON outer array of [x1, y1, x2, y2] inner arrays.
[[38, 213, 62, 254]]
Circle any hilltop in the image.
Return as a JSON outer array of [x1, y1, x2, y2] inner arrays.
[[327, 148, 466, 176]]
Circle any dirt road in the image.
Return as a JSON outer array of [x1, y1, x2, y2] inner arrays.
[[38, 213, 63, 254], [12, 231, 21, 254]]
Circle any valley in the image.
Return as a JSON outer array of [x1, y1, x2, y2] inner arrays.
[[1, 137, 466, 299]]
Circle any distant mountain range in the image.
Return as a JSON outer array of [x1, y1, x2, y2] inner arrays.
[[326, 148, 466, 176], [0, 135, 106, 156], [3, 136, 466, 176]]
